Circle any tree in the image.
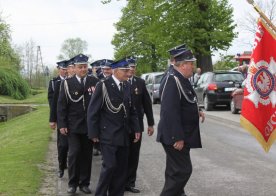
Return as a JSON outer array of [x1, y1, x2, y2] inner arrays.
[[22, 39, 36, 86], [58, 38, 88, 60], [239, 0, 276, 47], [213, 54, 238, 70], [112, 0, 166, 74], [111, 0, 236, 73], [0, 13, 21, 70]]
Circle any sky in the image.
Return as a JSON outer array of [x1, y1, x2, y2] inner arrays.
[[0, 0, 258, 69]]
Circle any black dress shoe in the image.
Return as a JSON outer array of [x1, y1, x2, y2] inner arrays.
[[79, 186, 92, 194], [67, 186, 76, 194], [57, 170, 64, 178], [125, 186, 140, 193]]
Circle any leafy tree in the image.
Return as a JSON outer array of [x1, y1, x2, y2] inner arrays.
[[0, 66, 30, 99], [0, 13, 21, 70], [58, 37, 88, 60], [213, 54, 238, 71], [112, 0, 163, 73], [111, 0, 236, 73]]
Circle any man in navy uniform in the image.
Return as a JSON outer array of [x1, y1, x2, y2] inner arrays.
[[125, 57, 154, 193], [57, 54, 99, 194], [66, 58, 75, 78], [87, 58, 141, 196], [157, 47, 205, 196], [47, 61, 67, 107], [159, 44, 186, 99], [98, 59, 114, 80], [90, 59, 114, 156], [49, 60, 69, 178], [90, 60, 102, 78]]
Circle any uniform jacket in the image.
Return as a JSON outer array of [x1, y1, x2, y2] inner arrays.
[[57, 75, 99, 134], [130, 76, 154, 131], [157, 69, 202, 148], [87, 76, 140, 146], [49, 79, 62, 123], [47, 76, 61, 107], [159, 64, 175, 99]]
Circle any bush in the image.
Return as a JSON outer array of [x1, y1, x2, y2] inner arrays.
[[0, 66, 30, 99]]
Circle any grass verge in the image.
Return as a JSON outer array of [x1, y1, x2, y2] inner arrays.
[[0, 90, 48, 104], [0, 106, 51, 196]]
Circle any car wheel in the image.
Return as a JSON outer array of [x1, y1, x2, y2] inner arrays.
[[230, 98, 239, 114], [204, 96, 213, 111]]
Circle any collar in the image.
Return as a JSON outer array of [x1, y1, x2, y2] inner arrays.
[[76, 75, 87, 84], [112, 75, 122, 88], [174, 68, 189, 79], [59, 75, 66, 80], [129, 76, 134, 82]]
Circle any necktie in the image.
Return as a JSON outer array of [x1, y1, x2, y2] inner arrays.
[[80, 78, 85, 91], [128, 78, 132, 85], [80, 78, 84, 86], [119, 82, 123, 93]]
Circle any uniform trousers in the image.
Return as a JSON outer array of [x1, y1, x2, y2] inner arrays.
[[57, 129, 68, 170], [160, 144, 192, 196], [95, 143, 129, 196], [67, 133, 93, 188], [126, 132, 142, 188]]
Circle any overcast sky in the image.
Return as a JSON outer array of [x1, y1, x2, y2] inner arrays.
[[0, 0, 257, 68]]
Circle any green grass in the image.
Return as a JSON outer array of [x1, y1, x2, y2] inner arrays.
[[0, 89, 48, 104], [0, 106, 52, 196]]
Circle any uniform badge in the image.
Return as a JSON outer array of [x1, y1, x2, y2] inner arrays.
[[91, 86, 95, 93], [75, 92, 78, 95], [88, 88, 92, 95], [135, 88, 139, 95]]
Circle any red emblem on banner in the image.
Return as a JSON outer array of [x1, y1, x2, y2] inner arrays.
[[240, 18, 276, 152]]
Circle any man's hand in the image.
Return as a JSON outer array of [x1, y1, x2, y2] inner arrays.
[[199, 111, 205, 123], [60, 127, 68, 135], [147, 126, 154, 136], [92, 138, 99, 143], [173, 140, 184, 151], [49, 122, 56, 130], [133, 132, 141, 143]]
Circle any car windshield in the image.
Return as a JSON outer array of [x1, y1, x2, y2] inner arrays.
[[155, 74, 164, 84], [214, 73, 244, 82]]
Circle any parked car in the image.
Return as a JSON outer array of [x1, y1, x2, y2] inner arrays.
[[230, 80, 246, 114], [194, 71, 245, 111], [145, 72, 164, 104], [141, 73, 150, 81]]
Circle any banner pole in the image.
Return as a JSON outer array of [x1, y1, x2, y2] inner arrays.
[[246, 0, 276, 32]]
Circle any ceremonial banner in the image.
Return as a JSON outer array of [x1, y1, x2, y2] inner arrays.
[[240, 18, 276, 152]]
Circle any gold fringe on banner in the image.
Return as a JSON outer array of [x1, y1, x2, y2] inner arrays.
[[240, 115, 276, 152]]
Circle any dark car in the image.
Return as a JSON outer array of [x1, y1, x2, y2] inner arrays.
[[145, 72, 164, 104], [194, 71, 244, 111]]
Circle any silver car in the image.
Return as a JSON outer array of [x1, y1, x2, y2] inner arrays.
[[145, 72, 164, 104]]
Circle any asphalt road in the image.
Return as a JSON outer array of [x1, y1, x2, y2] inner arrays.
[[56, 104, 276, 196]]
